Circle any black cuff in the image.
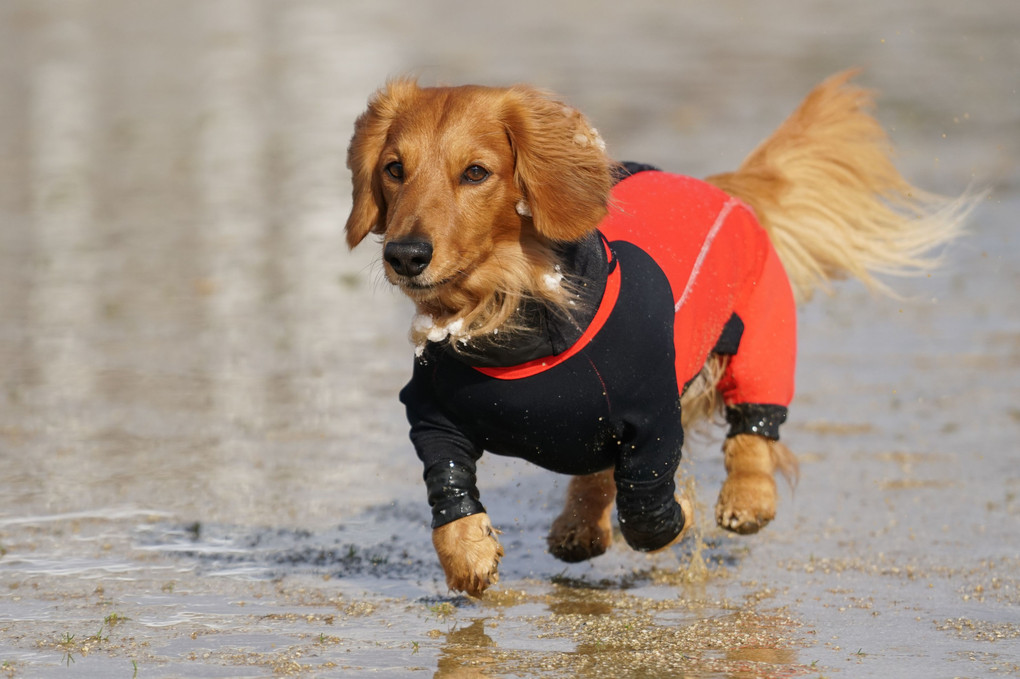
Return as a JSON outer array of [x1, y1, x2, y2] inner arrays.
[[615, 492, 686, 552], [725, 403, 788, 440], [424, 461, 485, 529], [611, 161, 661, 184], [712, 313, 744, 356]]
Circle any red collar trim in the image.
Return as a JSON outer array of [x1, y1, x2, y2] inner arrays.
[[473, 238, 619, 380]]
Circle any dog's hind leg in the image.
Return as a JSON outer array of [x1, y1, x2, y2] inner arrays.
[[713, 233, 798, 534], [547, 469, 616, 562], [715, 434, 797, 534]]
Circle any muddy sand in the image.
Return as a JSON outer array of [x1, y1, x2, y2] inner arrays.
[[0, 1, 1017, 677]]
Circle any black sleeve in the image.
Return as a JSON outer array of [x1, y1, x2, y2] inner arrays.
[[612, 399, 687, 552], [399, 353, 486, 528]]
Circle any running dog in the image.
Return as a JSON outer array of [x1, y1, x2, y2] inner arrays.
[[345, 71, 970, 596]]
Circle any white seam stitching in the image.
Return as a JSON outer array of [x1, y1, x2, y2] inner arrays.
[[674, 197, 738, 313]]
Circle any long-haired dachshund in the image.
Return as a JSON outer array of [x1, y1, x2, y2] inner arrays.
[[345, 71, 971, 596]]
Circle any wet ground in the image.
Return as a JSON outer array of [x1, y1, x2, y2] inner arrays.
[[0, 1, 1018, 677]]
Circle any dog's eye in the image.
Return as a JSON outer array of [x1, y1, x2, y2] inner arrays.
[[462, 165, 490, 184], [384, 162, 404, 181]]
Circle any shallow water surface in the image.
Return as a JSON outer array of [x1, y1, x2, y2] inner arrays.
[[1, 1, 1018, 677]]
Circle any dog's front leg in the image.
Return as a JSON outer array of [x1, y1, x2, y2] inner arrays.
[[432, 512, 504, 597], [715, 433, 797, 534], [647, 494, 695, 552], [547, 469, 616, 562]]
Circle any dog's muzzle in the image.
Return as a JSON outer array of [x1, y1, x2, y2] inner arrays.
[[384, 239, 433, 278]]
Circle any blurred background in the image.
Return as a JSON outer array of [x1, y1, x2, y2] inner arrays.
[[1, 0, 1013, 525], [0, 1, 1017, 676]]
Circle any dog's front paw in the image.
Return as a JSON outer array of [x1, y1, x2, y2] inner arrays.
[[547, 512, 612, 563], [715, 472, 777, 534], [659, 494, 695, 549], [432, 513, 504, 597]]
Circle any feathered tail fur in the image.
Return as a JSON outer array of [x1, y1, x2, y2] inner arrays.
[[705, 70, 976, 303], [683, 71, 977, 439]]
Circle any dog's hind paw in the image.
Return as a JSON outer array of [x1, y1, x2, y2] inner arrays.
[[714, 473, 777, 534], [715, 434, 792, 535], [547, 470, 616, 563], [547, 515, 612, 563]]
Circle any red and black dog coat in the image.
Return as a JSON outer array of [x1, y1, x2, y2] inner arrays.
[[400, 166, 796, 551]]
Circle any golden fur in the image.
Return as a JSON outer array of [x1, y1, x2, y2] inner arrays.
[[431, 512, 504, 596], [346, 70, 974, 595], [706, 70, 972, 302], [715, 434, 798, 534], [346, 80, 612, 344]]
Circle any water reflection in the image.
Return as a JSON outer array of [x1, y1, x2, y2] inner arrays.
[[434, 619, 497, 679], [27, 2, 97, 427], [195, 0, 271, 520]]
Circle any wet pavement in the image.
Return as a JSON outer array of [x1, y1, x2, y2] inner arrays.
[[0, 1, 1018, 677]]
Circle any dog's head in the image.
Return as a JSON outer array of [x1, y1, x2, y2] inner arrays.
[[345, 80, 612, 338]]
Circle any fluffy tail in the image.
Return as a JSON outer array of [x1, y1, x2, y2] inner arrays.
[[706, 70, 977, 303]]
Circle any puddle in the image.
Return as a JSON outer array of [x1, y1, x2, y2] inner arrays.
[[1, 0, 1018, 677]]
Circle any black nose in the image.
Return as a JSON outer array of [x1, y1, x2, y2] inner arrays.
[[384, 239, 433, 277]]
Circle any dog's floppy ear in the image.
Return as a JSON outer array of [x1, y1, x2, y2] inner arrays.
[[502, 87, 612, 242], [345, 79, 420, 249]]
